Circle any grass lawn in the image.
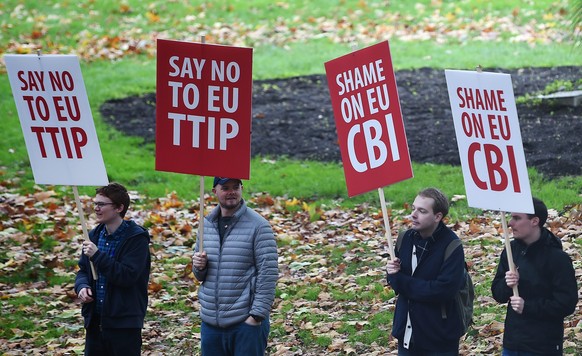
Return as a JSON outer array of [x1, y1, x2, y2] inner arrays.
[[1, 1, 581, 210]]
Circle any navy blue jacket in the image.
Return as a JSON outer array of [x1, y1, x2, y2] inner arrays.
[[491, 228, 577, 355], [387, 222, 465, 351], [75, 220, 150, 329]]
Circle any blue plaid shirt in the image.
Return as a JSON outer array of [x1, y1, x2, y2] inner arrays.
[[95, 220, 128, 315]]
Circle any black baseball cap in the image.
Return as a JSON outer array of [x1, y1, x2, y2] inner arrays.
[[213, 177, 242, 187]]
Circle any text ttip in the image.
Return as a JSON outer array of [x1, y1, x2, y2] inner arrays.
[[17, 70, 88, 159]]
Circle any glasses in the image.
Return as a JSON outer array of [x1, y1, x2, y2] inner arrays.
[[93, 202, 115, 209]]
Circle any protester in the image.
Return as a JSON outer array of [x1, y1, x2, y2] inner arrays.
[[74, 182, 151, 356], [386, 187, 466, 355], [192, 177, 278, 356], [491, 197, 577, 355]]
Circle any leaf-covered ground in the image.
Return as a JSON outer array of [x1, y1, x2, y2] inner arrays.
[[1, 1, 576, 65], [0, 188, 580, 355]]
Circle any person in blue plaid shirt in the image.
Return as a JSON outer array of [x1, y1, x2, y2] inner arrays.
[[75, 182, 151, 356]]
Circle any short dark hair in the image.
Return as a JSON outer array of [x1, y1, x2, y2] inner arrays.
[[417, 187, 449, 218], [527, 197, 547, 228], [95, 182, 130, 218]]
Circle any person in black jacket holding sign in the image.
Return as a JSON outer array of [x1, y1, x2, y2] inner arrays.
[[491, 198, 577, 356], [387, 188, 466, 355], [75, 182, 151, 356]]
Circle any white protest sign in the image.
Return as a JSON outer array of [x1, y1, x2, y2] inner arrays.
[[445, 69, 533, 213], [5, 54, 108, 186]]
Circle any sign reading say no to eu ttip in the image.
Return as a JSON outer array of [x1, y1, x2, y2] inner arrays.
[[325, 41, 412, 197], [445, 70, 533, 213], [4, 54, 108, 186], [156, 39, 252, 178]]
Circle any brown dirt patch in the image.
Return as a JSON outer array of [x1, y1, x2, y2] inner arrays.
[[100, 66, 582, 178]]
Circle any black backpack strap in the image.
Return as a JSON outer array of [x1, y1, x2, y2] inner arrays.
[[444, 238, 462, 261], [441, 238, 464, 319], [396, 230, 407, 256]]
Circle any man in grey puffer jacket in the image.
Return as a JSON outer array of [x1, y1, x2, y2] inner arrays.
[[193, 177, 278, 356]]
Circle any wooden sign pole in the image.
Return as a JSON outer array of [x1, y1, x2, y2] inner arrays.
[[197, 35, 206, 253], [500, 211, 519, 297], [72, 186, 98, 280], [378, 188, 395, 261], [198, 176, 205, 252]]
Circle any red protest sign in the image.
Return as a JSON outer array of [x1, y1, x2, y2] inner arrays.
[[325, 41, 413, 197], [156, 39, 252, 178]]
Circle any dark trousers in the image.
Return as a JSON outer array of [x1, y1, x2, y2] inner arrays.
[[85, 319, 142, 356], [201, 319, 270, 356], [398, 340, 459, 356]]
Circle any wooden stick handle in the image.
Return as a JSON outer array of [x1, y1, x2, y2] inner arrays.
[[500, 212, 519, 297], [198, 176, 204, 252], [378, 188, 395, 261], [72, 186, 98, 280], [197, 32, 206, 253]]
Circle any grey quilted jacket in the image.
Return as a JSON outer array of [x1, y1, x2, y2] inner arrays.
[[193, 200, 278, 328]]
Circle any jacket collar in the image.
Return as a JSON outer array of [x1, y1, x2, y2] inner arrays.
[[515, 227, 562, 253], [412, 220, 446, 243], [208, 199, 247, 222]]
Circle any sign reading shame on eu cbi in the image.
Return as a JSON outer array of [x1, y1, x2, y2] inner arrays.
[[445, 70, 533, 213], [325, 41, 413, 197]]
